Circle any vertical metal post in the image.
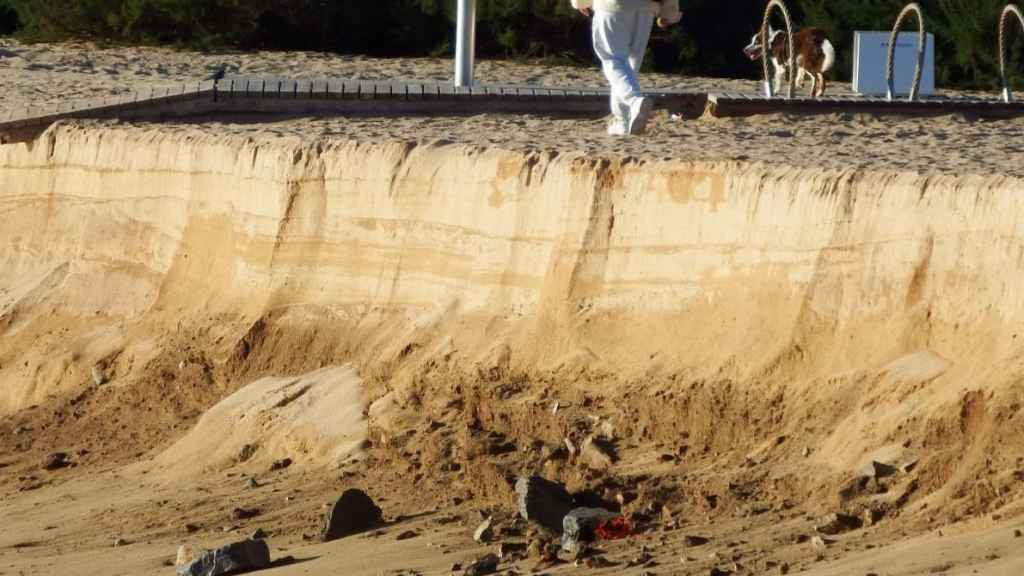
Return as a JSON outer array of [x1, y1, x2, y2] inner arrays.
[[455, 0, 477, 87]]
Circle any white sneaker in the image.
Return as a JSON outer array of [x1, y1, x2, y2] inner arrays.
[[607, 118, 626, 137], [627, 97, 654, 135]]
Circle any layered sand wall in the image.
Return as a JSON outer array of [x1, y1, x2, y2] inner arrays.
[[1, 122, 1023, 418]]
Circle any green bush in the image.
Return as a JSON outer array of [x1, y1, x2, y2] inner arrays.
[[0, 0, 18, 35]]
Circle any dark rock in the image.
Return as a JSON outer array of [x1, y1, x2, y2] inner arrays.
[[684, 535, 711, 547], [184, 524, 201, 534], [246, 478, 259, 490], [42, 452, 70, 470], [237, 444, 257, 463], [815, 513, 862, 535], [515, 476, 574, 534], [269, 458, 292, 472], [232, 507, 260, 520], [176, 539, 270, 576], [395, 530, 418, 541], [561, 507, 620, 553], [1015, 529, 1022, 538], [319, 489, 384, 542], [496, 541, 527, 560], [249, 528, 267, 540], [463, 553, 499, 576]]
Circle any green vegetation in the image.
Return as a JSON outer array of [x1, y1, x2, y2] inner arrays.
[[0, 0, 1021, 91]]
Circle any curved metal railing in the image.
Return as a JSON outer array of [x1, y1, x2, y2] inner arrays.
[[760, 0, 796, 99], [886, 3, 926, 102], [1000, 4, 1024, 102]]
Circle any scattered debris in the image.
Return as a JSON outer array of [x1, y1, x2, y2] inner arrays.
[[815, 513, 862, 535], [42, 452, 70, 471], [516, 476, 575, 534], [473, 517, 493, 543], [176, 539, 270, 576], [463, 553, 499, 576], [320, 488, 384, 542]]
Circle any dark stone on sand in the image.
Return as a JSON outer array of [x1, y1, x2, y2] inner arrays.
[[176, 539, 270, 576], [319, 488, 384, 542], [515, 476, 574, 534], [42, 452, 70, 470]]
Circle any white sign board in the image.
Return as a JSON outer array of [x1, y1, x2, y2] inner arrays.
[[853, 31, 935, 97]]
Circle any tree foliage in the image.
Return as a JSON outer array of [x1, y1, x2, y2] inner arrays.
[[1, 0, 1022, 90]]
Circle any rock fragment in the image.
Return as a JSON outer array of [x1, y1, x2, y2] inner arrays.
[[473, 517, 493, 543], [684, 535, 711, 547], [176, 539, 270, 576], [515, 476, 574, 534], [91, 365, 108, 386], [42, 452, 70, 470], [463, 553, 499, 576], [561, 507, 620, 553], [860, 461, 897, 479], [319, 488, 384, 542], [815, 512, 862, 535]]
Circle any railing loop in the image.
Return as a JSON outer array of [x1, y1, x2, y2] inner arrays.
[[999, 4, 1024, 102], [760, 0, 796, 99], [886, 3, 926, 102]]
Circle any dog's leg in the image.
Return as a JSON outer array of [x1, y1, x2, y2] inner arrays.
[[818, 73, 827, 98], [774, 67, 787, 94]]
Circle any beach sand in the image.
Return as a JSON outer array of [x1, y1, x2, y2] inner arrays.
[[2, 38, 1023, 178]]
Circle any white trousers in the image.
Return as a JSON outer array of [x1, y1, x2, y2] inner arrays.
[[592, 9, 654, 121]]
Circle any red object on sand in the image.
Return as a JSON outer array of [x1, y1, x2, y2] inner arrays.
[[594, 517, 633, 540]]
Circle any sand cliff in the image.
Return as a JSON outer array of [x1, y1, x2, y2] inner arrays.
[[4, 121, 1024, 574], [2, 122, 1022, 395]]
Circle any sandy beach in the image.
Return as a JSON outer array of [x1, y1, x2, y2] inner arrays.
[[2, 39, 1023, 178]]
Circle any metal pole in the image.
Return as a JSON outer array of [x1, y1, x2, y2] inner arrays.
[[455, 0, 477, 87]]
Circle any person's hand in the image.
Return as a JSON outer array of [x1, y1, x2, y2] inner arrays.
[[577, 7, 592, 16], [657, 11, 682, 29]]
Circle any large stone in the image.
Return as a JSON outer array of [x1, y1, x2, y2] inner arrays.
[[319, 489, 383, 542], [515, 476, 575, 534], [176, 539, 270, 576], [561, 507, 620, 553]]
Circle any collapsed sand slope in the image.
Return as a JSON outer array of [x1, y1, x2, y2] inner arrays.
[[155, 365, 366, 478], [1, 122, 1023, 510]]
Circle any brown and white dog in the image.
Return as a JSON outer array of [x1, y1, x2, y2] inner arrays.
[[743, 27, 836, 98]]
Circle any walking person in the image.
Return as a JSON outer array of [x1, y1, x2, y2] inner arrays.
[[572, 0, 682, 136]]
